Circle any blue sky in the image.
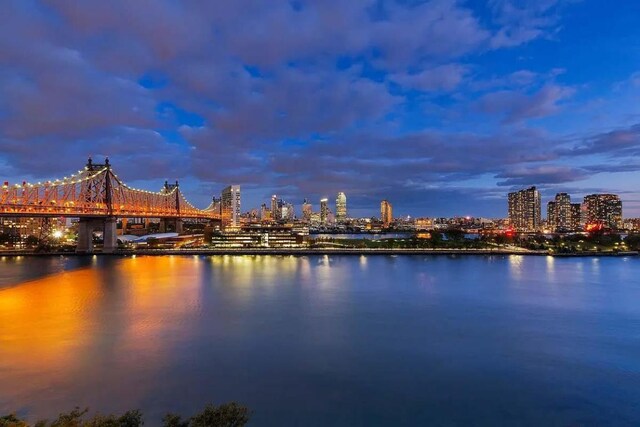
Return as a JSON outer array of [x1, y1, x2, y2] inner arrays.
[[1, 0, 639, 217]]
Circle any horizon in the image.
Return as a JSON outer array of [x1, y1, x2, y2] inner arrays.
[[2, 1, 639, 218]]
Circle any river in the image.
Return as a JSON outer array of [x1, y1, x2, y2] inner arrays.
[[1, 255, 639, 426]]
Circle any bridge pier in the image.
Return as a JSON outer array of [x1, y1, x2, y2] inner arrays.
[[76, 217, 118, 254], [103, 217, 117, 253]]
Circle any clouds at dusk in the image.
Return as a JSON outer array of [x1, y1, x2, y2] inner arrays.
[[1, 0, 639, 216]]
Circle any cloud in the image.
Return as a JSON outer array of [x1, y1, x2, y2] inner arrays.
[[476, 84, 574, 123], [2, 0, 634, 216], [561, 123, 640, 156], [495, 165, 588, 186], [390, 64, 470, 92]]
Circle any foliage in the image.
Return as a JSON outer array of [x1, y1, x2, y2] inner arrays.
[[2, 403, 250, 427]]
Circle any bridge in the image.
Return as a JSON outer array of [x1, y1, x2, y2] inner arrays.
[[0, 158, 220, 253]]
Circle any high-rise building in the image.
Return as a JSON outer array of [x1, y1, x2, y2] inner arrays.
[[260, 203, 271, 222], [570, 203, 582, 230], [509, 187, 542, 231], [320, 198, 329, 225], [302, 199, 312, 223], [335, 192, 347, 223], [380, 200, 393, 228], [547, 193, 574, 231], [508, 186, 541, 232], [221, 185, 241, 228], [271, 195, 279, 221], [583, 194, 623, 229]]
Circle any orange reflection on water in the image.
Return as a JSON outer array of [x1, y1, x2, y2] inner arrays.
[[0, 256, 204, 419]]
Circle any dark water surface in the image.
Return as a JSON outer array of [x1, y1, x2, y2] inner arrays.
[[1, 255, 639, 426]]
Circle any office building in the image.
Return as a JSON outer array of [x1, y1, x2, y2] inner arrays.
[[508, 186, 541, 232], [583, 194, 623, 229], [380, 200, 393, 228], [221, 185, 241, 228], [335, 192, 347, 223], [320, 198, 329, 225]]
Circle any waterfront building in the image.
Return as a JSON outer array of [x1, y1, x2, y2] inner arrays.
[[583, 194, 623, 229], [414, 217, 433, 230], [206, 224, 309, 248], [320, 198, 329, 225], [221, 185, 241, 228], [380, 200, 393, 228], [302, 199, 312, 223], [547, 193, 580, 232], [336, 192, 347, 223], [508, 186, 541, 232]]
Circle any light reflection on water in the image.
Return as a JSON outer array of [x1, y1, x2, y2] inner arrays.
[[1, 255, 640, 426]]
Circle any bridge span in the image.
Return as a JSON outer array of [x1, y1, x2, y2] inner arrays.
[[0, 158, 219, 253]]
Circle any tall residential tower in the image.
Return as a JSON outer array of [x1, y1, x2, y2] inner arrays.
[[221, 185, 241, 228], [508, 186, 541, 232], [335, 192, 347, 223]]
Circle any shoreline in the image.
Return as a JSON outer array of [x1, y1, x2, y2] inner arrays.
[[1, 248, 638, 257]]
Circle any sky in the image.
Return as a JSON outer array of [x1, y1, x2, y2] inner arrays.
[[1, 0, 639, 218]]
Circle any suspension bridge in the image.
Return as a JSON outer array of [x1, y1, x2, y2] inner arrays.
[[0, 158, 220, 253]]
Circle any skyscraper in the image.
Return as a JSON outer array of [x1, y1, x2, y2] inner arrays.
[[547, 193, 574, 231], [221, 185, 241, 228], [271, 195, 279, 221], [583, 194, 623, 229], [320, 198, 329, 225], [380, 200, 393, 228], [335, 192, 347, 223], [508, 186, 541, 232], [302, 199, 312, 223]]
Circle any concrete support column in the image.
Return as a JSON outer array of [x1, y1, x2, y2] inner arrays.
[[103, 217, 117, 253], [175, 219, 184, 234], [159, 218, 167, 233], [76, 218, 94, 254]]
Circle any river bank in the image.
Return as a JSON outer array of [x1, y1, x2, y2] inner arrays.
[[1, 248, 637, 257]]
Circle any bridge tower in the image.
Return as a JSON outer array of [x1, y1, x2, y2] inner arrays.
[[76, 157, 118, 254], [159, 180, 184, 233]]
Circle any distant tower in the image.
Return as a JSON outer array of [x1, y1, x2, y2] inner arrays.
[[221, 185, 241, 228], [336, 192, 347, 223], [380, 200, 393, 228], [271, 195, 279, 221], [320, 198, 329, 225], [302, 199, 312, 223]]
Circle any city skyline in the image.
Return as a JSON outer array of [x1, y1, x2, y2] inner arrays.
[[1, 1, 640, 217]]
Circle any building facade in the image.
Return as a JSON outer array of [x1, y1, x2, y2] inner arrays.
[[302, 199, 312, 223], [221, 185, 241, 228], [508, 186, 541, 232], [547, 193, 580, 232], [583, 194, 623, 229], [335, 192, 347, 223], [380, 200, 393, 228], [320, 198, 329, 225]]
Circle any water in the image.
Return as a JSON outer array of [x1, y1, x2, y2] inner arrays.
[[1, 255, 639, 426]]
